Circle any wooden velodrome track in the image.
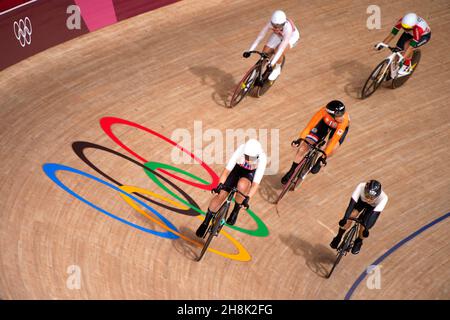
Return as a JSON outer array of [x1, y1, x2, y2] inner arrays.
[[1, 0, 449, 300]]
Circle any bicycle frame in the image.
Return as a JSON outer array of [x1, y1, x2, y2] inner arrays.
[[339, 217, 363, 254], [210, 187, 248, 236], [379, 46, 404, 81], [327, 217, 365, 277], [276, 138, 327, 204], [296, 138, 327, 181], [197, 187, 248, 261], [247, 50, 270, 87]]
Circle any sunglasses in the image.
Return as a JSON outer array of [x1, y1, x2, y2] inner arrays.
[[244, 154, 258, 162], [271, 22, 285, 29]]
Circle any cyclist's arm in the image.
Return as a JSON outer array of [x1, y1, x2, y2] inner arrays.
[[299, 108, 324, 139], [364, 211, 380, 230], [343, 198, 357, 219], [390, 18, 402, 36], [382, 18, 402, 44], [270, 25, 293, 66], [223, 144, 244, 184], [324, 115, 349, 156], [249, 22, 270, 52], [226, 145, 244, 170], [382, 33, 395, 45], [373, 193, 388, 212], [362, 193, 387, 229], [344, 183, 365, 218], [323, 128, 343, 156]]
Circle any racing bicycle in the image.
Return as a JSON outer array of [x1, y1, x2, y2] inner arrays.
[[361, 45, 421, 99], [327, 217, 365, 278], [275, 139, 327, 204], [229, 50, 285, 108], [197, 187, 248, 261]]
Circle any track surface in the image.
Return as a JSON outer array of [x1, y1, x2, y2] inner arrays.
[[1, 0, 449, 299]]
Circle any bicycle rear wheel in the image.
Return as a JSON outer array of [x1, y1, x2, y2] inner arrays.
[[392, 50, 421, 89], [256, 56, 285, 97], [361, 59, 390, 99], [229, 64, 259, 108], [197, 204, 228, 261], [327, 227, 356, 278]]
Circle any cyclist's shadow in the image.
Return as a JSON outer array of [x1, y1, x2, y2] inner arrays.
[[258, 173, 284, 204], [189, 66, 236, 108], [331, 59, 374, 99], [172, 226, 202, 261], [279, 234, 335, 278]]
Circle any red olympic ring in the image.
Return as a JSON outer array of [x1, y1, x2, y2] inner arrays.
[[100, 117, 219, 190]]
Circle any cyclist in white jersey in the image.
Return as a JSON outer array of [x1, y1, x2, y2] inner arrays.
[[330, 180, 389, 254], [196, 139, 267, 238], [242, 10, 300, 82]]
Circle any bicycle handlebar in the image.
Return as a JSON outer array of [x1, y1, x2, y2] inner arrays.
[[347, 216, 367, 228], [300, 138, 328, 159], [388, 46, 402, 53], [247, 50, 270, 59], [227, 187, 249, 208]]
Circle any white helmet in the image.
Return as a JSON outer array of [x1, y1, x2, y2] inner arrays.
[[271, 10, 287, 27], [243, 139, 263, 158], [401, 13, 418, 29]]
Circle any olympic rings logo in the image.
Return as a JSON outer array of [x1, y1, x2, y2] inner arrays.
[[13, 17, 32, 47], [42, 117, 269, 262]]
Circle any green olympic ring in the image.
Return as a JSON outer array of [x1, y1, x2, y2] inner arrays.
[[143, 161, 269, 237]]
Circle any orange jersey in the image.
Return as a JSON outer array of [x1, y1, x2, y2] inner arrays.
[[299, 107, 350, 156]]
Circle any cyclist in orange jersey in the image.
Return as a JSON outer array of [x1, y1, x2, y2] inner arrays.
[[281, 100, 350, 184]]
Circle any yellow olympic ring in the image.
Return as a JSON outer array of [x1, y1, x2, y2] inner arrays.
[[118, 185, 251, 262]]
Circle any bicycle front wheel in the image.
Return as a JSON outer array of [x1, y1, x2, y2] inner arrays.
[[229, 64, 259, 108], [327, 227, 357, 278], [361, 59, 390, 99], [196, 205, 229, 261], [294, 155, 314, 189]]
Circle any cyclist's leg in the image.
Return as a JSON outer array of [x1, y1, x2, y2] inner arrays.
[[196, 189, 229, 237], [312, 125, 348, 174], [264, 34, 281, 76], [330, 208, 360, 248], [395, 32, 412, 51], [268, 45, 288, 81], [396, 32, 414, 76], [350, 202, 376, 254], [268, 30, 299, 81], [227, 176, 252, 225], [352, 207, 380, 254], [262, 45, 275, 56], [403, 33, 430, 71], [281, 138, 313, 184], [196, 166, 238, 237]]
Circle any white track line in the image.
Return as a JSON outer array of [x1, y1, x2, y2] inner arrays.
[[0, 0, 38, 16], [316, 219, 335, 235]]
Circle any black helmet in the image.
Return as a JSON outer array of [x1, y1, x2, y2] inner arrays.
[[326, 100, 345, 117], [364, 180, 382, 200]]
